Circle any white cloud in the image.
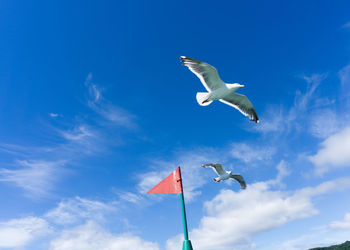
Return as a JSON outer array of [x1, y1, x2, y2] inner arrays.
[[0, 160, 64, 197], [0, 217, 50, 248], [166, 174, 350, 250], [230, 143, 276, 164], [309, 126, 350, 175], [45, 197, 116, 225], [49, 221, 159, 250], [329, 213, 350, 230]]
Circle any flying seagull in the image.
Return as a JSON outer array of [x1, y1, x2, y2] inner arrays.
[[202, 163, 246, 189], [180, 56, 259, 123]]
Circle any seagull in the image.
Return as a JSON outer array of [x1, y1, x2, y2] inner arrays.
[[180, 56, 259, 123], [202, 163, 246, 189]]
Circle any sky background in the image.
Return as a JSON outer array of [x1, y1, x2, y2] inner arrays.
[[1, 1, 350, 249]]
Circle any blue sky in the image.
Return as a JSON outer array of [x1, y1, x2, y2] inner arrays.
[[1, 1, 350, 249]]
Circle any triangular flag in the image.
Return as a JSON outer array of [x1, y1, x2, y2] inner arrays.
[[147, 167, 182, 194]]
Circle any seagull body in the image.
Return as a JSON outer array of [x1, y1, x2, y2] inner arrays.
[[180, 56, 259, 123], [202, 163, 246, 189]]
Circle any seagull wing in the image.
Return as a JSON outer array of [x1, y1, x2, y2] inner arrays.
[[219, 93, 259, 123], [181, 56, 225, 91], [202, 163, 226, 176], [230, 174, 247, 189]]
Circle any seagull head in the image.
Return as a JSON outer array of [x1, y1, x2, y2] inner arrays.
[[227, 83, 245, 91]]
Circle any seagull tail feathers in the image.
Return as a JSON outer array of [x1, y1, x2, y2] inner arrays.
[[196, 92, 212, 106]]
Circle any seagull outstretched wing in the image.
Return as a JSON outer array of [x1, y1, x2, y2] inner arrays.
[[230, 174, 247, 189], [202, 163, 226, 176], [180, 56, 225, 91], [219, 93, 259, 123]]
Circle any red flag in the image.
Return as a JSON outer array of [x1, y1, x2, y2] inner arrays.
[[147, 167, 183, 194]]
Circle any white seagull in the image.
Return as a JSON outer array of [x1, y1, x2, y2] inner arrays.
[[181, 56, 259, 123], [202, 163, 246, 189]]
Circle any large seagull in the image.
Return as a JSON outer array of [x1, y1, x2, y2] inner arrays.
[[181, 56, 259, 123]]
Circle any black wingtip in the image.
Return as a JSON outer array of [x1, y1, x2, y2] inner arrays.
[[249, 109, 259, 123], [180, 56, 187, 62], [249, 117, 259, 123]]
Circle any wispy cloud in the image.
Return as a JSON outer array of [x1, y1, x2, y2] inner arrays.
[[339, 64, 350, 107], [45, 197, 116, 225], [253, 74, 328, 135], [286, 74, 327, 132], [49, 113, 59, 118], [117, 191, 145, 205], [0, 143, 40, 156], [230, 143, 276, 164], [308, 109, 340, 139], [61, 125, 95, 141], [339, 64, 350, 87], [56, 125, 104, 155], [295, 74, 326, 110], [0, 160, 65, 197], [0, 74, 139, 197], [267, 160, 291, 187], [85, 73, 101, 103], [0, 125, 104, 197], [85, 73, 137, 129], [251, 106, 285, 134]]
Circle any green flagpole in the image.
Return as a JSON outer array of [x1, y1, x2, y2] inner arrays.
[[178, 167, 193, 250]]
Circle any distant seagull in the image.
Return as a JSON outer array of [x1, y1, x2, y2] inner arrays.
[[202, 163, 247, 189], [180, 56, 259, 123]]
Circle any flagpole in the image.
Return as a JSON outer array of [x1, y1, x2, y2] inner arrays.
[[178, 167, 193, 250]]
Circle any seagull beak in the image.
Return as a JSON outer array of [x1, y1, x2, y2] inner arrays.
[[240, 84, 245, 88]]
